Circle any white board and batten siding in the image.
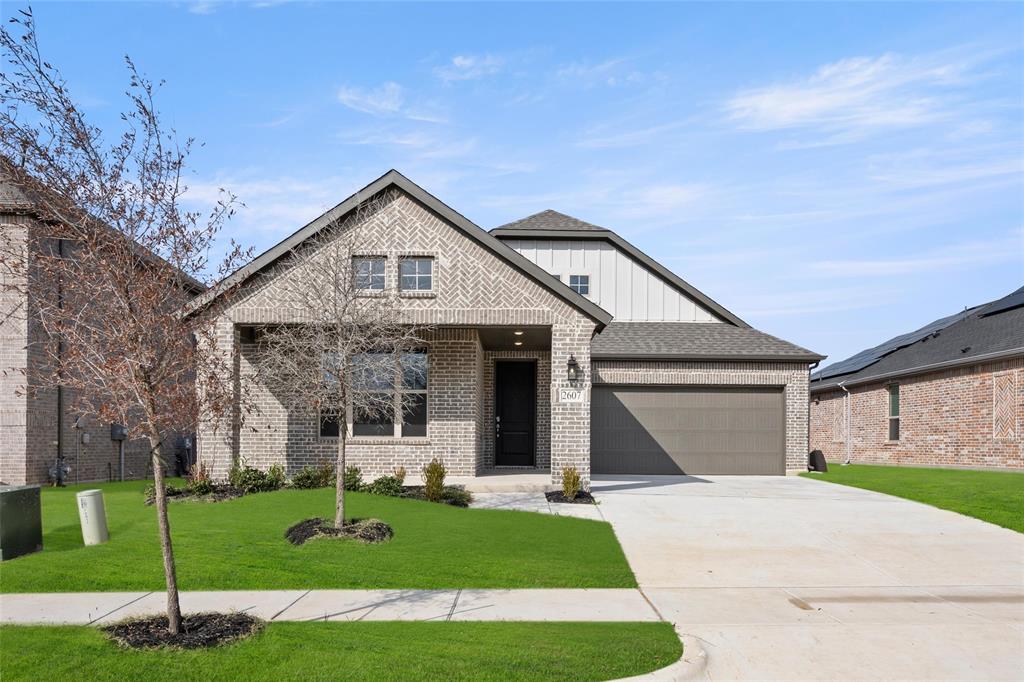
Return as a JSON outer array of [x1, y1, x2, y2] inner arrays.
[[504, 239, 722, 323]]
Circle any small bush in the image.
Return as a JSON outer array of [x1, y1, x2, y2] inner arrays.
[[291, 461, 334, 489], [441, 485, 472, 507], [229, 464, 284, 494], [367, 475, 404, 497], [421, 458, 446, 502], [343, 465, 365, 492], [392, 466, 407, 485], [561, 466, 582, 501], [186, 461, 214, 496], [143, 483, 185, 505]]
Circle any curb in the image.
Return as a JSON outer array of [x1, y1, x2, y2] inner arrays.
[[617, 632, 707, 681]]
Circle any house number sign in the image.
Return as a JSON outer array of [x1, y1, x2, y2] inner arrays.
[[558, 387, 586, 403]]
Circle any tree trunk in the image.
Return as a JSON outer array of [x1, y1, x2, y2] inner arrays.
[[335, 428, 347, 528], [148, 432, 183, 635]]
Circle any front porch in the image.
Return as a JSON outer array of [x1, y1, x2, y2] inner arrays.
[[448, 469, 557, 493]]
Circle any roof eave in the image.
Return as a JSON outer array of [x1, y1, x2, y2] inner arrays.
[[592, 352, 826, 363], [491, 228, 749, 328]]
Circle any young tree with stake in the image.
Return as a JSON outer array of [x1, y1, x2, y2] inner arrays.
[[0, 9, 249, 635]]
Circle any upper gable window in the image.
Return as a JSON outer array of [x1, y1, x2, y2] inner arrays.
[[568, 274, 589, 296], [353, 257, 385, 290], [400, 257, 433, 292]]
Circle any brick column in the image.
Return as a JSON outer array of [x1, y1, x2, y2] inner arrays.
[[549, 319, 595, 489], [196, 316, 239, 480]]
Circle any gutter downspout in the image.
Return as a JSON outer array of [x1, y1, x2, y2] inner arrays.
[[839, 381, 852, 465]]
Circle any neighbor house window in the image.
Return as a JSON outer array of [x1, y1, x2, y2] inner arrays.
[[888, 384, 900, 441], [348, 350, 429, 438], [353, 257, 385, 290], [568, 274, 589, 296], [399, 257, 433, 291]]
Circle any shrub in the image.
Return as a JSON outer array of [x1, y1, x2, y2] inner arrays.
[[143, 483, 184, 505], [421, 458, 446, 502], [186, 461, 214, 495], [561, 466, 582, 501], [343, 465, 365, 492], [367, 475, 404, 497], [392, 466, 407, 485], [229, 464, 284, 494], [440, 485, 472, 507], [291, 461, 334, 489]]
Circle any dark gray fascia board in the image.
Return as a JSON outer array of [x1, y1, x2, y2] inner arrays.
[[592, 352, 826, 363], [809, 347, 1024, 394], [490, 227, 749, 328], [185, 170, 613, 328]]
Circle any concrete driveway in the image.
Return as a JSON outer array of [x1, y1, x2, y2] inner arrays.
[[591, 474, 1024, 681]]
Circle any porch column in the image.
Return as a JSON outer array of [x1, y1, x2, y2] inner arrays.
[[549, 319, 596, 488], [195, 315, 240, 481]]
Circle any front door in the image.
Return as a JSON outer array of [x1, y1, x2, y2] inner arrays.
[[495, 361, 536, 466]]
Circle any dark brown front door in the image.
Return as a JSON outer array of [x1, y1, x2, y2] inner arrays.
[[495, 361, 536, 466]]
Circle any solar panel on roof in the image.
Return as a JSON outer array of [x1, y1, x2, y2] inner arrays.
[[980, 285, 1024, 317], [814, 306, 980, 381]]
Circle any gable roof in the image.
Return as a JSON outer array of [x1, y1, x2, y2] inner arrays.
[[184, 170, 612, 327], [811, 285, 1024, 392], [592, 321, 824, 362], [490, 212, 749, 328]]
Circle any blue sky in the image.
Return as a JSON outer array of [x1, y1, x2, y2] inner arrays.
[[18, 1, 1024, 365]]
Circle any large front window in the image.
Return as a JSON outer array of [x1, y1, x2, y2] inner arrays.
[[349, 351, 429, 438]]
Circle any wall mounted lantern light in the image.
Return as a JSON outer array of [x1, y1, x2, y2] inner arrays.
[[566, 355, 581, 384]]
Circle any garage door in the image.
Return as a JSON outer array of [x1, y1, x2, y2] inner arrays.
[[591, 386, 785, 475]]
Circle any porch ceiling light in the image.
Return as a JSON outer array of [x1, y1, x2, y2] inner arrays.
[[566, 355, 581, 383], [514, 341, 523, 346], [514, 330, 524, 336]]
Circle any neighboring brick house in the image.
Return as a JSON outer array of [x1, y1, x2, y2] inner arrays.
[[0, 180, 200, 485], [810, 286, 1024, 470], [191, 170, 822, 485]]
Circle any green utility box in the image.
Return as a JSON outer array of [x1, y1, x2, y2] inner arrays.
[[0, 485, 43, 560]]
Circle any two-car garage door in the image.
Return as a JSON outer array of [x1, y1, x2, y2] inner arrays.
[[591, 386, 785, 475]]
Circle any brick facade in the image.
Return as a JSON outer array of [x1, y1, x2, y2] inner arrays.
[[810, 357, 1023, 470], [592, 360, 812, 473], [1, 209, 159, 485], [197, 189, 595, 484]]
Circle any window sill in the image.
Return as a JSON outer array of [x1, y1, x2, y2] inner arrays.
[[399, 291, 436, 299], [884, 440, 900, 446], [344, 437, 432, 445], [355, 290, 387, 298]]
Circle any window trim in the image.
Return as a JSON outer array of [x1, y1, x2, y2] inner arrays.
[[398, 256, 434, 293], [887, 383, 900, 441]]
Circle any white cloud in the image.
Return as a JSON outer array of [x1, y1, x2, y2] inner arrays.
[[555, 57, 659, 88], [434, 54, 504, 83], [576, 120, 690, 149], [724, 51, 983, 140], [188, 1, 216, 15], [337, 82, 405, 116], [810, 232, 1023, 277]]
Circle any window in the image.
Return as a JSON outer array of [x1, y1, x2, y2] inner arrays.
[[568, 274, 589, 296], [319, 413, 340, 438], [353, 257, 385, 290], [348, 350, 429, 438], [888, 384, 900, 441], [400, 258, 433, 291]]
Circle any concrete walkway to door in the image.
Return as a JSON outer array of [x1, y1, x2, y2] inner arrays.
[[591, 474, 1024, 681]]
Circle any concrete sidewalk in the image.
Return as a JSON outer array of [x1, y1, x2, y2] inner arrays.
[[0, 588, 660, 625]]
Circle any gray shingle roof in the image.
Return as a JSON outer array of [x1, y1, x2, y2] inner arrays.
[[494, 209, 610, 232], [591, 322, 824, 362], [811, 286, 1024, 392]]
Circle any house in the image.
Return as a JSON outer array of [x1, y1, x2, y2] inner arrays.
[[0, 178, 200, 485], [809, 286, 1024, 470], [192, 170, 823, 484]]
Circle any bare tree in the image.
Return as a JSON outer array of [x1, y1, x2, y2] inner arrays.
[[0, 9, 249, 635], [252, 194, 429, 528]]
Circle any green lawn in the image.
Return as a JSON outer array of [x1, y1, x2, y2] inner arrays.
[[802, 464, 1024, 533], [0, 621, 681, 681], [0, 480, 635, 592]]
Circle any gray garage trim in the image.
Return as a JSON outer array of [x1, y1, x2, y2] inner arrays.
[[591, 385, 786, 475]]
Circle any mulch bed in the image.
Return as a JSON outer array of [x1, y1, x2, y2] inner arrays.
[[145, 485, 245, 506], [285, 517, 394, 545], [102, 612, 263, 650], [545, 490, 597, 505]]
